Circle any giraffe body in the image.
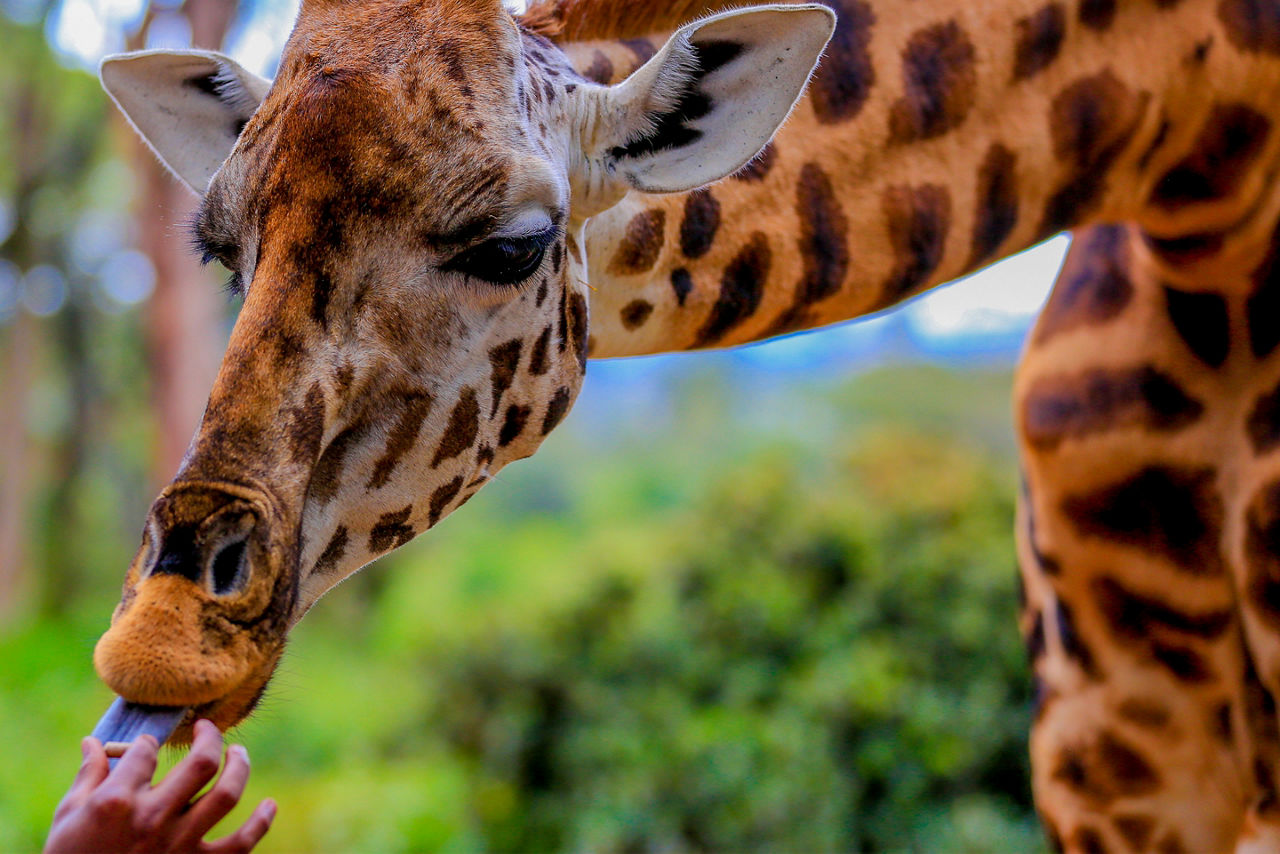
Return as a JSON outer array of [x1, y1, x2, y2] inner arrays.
[[92, 0, 1280, 848]]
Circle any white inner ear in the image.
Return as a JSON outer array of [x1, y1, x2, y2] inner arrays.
[[101, 50, 271, 195], [598, 4, 835, 195]]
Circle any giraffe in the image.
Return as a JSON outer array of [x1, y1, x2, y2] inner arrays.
[[89, 0, 1280, 848]]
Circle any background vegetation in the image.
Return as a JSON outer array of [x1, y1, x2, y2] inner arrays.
[[0, 4, 1045, 851]]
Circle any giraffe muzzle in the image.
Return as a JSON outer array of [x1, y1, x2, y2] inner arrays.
[[93, 482, 294, 728]]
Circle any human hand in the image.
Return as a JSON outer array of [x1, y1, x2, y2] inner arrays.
[[44, 719, 276, 854]]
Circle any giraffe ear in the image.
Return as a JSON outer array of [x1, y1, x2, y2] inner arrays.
[[588, 4, 835, 195], [101, 50, 271, 195]]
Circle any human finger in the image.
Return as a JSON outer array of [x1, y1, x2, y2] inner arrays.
[[147, 719, 224, 819], [201, 798, 276, 854], [175, 743, 251, 845], [53, 738, 110, 821], [107, 733, 158, 791]]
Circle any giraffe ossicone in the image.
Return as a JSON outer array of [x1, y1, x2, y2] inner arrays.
[[91, 0, 834, 745]]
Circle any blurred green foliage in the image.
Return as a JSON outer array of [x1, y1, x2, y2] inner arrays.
[[1, 364, 1044, 852]]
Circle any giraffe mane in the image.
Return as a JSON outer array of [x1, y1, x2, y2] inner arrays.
[[520, 0, 747, 42]]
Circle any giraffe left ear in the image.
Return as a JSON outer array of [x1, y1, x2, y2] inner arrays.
[[101, 50, 271, 195], [585, 4, 835, 195]]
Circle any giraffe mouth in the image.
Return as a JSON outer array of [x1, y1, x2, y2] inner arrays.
[[91, 698, 189, 763]]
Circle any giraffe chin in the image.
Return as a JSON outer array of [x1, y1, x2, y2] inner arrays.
[[93, 573, 286, 739]]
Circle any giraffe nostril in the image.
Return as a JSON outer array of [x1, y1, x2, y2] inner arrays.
[[210, 537, 248, 596]]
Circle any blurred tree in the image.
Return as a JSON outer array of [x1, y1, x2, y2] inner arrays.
[[0, 13, 108, 620], [125, 0, 237, 484]]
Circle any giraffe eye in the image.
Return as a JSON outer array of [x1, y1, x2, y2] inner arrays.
[[444, 229, 556, 286]]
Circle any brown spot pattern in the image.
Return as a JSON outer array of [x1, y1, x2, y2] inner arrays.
[[368, 391, 433, 490], [432, 388, 480, 467], [310, 421, 373, 505], [692, 232, 772, 347], [1092, 576, 1228, 681], [1113, 815, 1155, 851], [1064, 465, 1224, 576], [670, 268, 694, 306], [313, 527, 349, 576], [888, 20, 977, 144], [1035, 225, 1133, 344], [1079, 0, 1117, 29], [621, 299, 654, 330], [369, 505, 415, 553], [567, 291, 588, 373], [1245, 481, 1280, 629], [488, 339, 523, 418], [969, 143, 1019, 268], [1051, 731, 1161, 804], [680, 189, 720, 260], [529, 325, 552, 375], [809, 0, 876, 124], [608, 209, 666, 276], [1218, 0, 1280, 54], [582, 50, 614, 84], [499, 404, 531, 447], [1040, 70, 1146, 235], [1013, 3, 1066, 81], [428, 475, 464, 526], [1249, 378, 1280, 454], [1021, 365, 1203, 450], [1164, 286, 1230, 368], [541, 386, 572, 435], [763, 162, 849, 336], [880, 184, 951, 304], [1149, 103, 1271, 210], [1249, 220, 1280, 358]]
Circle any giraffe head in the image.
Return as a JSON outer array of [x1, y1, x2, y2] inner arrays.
[[92, 0, 833, 740]]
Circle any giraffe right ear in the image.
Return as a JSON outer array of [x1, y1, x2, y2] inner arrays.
[[581, 4, 835, 197], [101, 50, 271, 195]]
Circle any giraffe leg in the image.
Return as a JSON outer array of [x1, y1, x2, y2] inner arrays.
[[1016, 225, 1263, 852]]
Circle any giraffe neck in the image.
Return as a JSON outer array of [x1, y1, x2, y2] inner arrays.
[[558, 0, 1280, 357]]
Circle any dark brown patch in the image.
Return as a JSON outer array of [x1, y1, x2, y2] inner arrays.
[[1052, 731, 1161, 804], [1113, 814, 1155, 852], [541, 386, 572, 435], [1092, 575, 1230, 683], [1021, 365, 1203, 450], [529, 325, 552, 375], [619, 37, 655, 69], [310, 421, 374, 505], [608, 208, 666, 275], [488, 339, 523, 418], [763, 162, 850, 336], [1064, 465, 1224, 576], [880, 184, 951, 304], [431, 388, 480, 468], [888, 20, 977, 143], [499, 404, 531, 447], [1149, 103, 1271, 210], [969, 144, 1020, 268], [368, 505, 415, 553], [567, 291, 588, 373], [285, 382, 326, 468], [1116, 697, 1170, 729], [1243, 481, 1280, 629], [692, 232, 772, 347], [1164, 287, 1230, 368], [731, 141, 776, 182], [368, 391, 434, 490], [1057, 598, 1100, 677], [809, 0, 876, 124], [1155, 833, 1188, 854], [680, 189, 721, 260], [1248, 377, 1280, 454], [1218, 0, 1280, 54], [1248, 219, 1280, 358], [1040, 71, 1146, 236], [581, 50, 614, 84], [1035, 225, 1133, 344], [1144, 231, 1226, 266], [428, 475, 465, 526], [1211, 702, 1234, 744], [620, 299, 654, 330], [1079, 0, 1117, 29], [670, 268, 694, 306], [313, 527, 349, 576], [1071, 827, 1106, 854], [1013, 4, 1066, 81]]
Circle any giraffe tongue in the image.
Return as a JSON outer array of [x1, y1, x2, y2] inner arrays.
[[91, 697, 187, 766]]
